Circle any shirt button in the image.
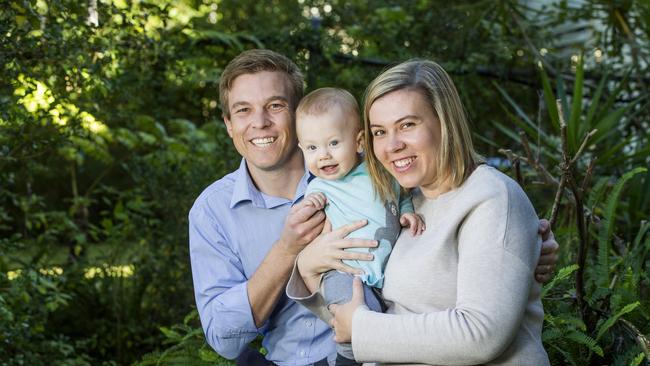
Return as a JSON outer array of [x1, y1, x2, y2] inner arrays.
[[300, 350, 306, 356], [305, 320, 312, 327]]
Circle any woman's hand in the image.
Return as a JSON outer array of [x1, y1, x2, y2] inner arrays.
[[535, 219, 560, 283], [297, 220, 378, 293], [329, 277, 366, 343]]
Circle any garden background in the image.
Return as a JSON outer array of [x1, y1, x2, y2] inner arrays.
[[1, 0, 649, 365]]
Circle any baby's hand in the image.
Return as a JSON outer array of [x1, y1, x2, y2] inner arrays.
[[302, 192, 327, 210], [400, 212, 425, 236]]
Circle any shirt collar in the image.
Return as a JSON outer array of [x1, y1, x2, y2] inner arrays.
[[230, 158, 311, 209]]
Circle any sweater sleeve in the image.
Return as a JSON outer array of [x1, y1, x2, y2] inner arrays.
[[351, 180, 541, 365]]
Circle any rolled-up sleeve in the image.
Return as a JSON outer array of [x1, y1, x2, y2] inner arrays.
[[189, 205, 260, 359]]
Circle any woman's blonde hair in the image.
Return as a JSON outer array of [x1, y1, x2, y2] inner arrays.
[[362, 59, 482, 202]]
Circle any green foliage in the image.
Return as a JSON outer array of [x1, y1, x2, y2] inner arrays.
[[497, 51, 649, 365], [134, 311, 233, 366], [0, 270, 92, 365], [1, 0, 648, 365], [596, 167, 647, 288]]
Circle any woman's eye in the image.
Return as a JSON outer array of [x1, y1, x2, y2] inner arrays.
[[401, 122, 415, 129], [372, 130, 385, 137]]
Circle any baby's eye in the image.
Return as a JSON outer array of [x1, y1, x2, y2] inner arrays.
[[329, 140, 339, 147], [306, 145, 317, 151]]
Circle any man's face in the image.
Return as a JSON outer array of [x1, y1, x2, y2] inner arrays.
[[297, 107, 362, 181], [224, 71, 299, 175]]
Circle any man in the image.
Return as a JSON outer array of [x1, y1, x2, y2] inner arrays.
[[189, 49, 559, 366]]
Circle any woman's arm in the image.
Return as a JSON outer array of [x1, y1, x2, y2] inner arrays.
[[296, 220, 377, 293], [285, 221, 378, 324]]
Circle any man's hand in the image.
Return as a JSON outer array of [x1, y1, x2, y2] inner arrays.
[[278, 197, 327, 256], [535, 219, 560, 283], [330, 277, 366, 344], [399, 212, 425, 236]]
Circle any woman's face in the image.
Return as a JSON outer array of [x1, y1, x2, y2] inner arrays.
[[368, 88, 443, 196]]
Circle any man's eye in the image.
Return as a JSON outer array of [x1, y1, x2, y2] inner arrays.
[[235, 107, 249, 114], [269, 103, 285, 110]]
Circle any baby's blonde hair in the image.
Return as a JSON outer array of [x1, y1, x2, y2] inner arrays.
[[296, 87, 361, 131]]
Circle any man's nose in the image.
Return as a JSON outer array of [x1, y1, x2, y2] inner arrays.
[[251, 109, 271, 128]]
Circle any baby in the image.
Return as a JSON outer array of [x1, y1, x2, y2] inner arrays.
[[295, 87, 424, 366]]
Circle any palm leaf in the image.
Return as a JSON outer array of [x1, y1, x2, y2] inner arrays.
[[568, 52, 584, 153], [540, 66, 560, 132], [583, 71, 609, 134], [591, 103, 636, 146], [556, 76, 569, 122]]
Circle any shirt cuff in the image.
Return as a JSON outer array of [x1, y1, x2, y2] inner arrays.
[[213, 280, 262, 337], [285, 258, 332, 324]]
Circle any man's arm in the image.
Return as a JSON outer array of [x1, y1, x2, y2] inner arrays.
[[247, 201, 326, 327], [189, 206, 258, 359], [190, 200, 326, 358]]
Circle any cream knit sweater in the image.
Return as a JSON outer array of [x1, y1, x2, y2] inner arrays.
[[288, 165, 549, 365], [352, 165, 548, 365]]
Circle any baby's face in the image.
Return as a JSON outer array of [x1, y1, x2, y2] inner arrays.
[[297, 107, 362, 181]]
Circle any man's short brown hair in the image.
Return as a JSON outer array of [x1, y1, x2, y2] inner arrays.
[[219, 49, 304, 118]]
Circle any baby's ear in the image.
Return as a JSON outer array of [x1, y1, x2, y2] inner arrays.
[[356, 130, 364, 154]]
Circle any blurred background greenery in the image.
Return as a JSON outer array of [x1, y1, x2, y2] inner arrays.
[[1, 0, 648, 365]]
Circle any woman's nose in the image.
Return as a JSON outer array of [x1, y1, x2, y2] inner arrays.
[[386, 133, 405, 152]]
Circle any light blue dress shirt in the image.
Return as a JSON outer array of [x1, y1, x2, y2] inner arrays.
[[189, 159, 335, 365]]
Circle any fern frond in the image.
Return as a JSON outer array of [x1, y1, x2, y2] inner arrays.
[[587, 176, 610, 211], [542, 264, 579, 298], [549, 343, 579, 366], [596, 167, 647, 287], [596, 302, 641, 341], [629, 352, 646, 366], [566, 331, 604, 357], [542, 328, 563, 342]]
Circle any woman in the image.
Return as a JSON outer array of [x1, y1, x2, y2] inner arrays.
[[288, 60, 550, 365]]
